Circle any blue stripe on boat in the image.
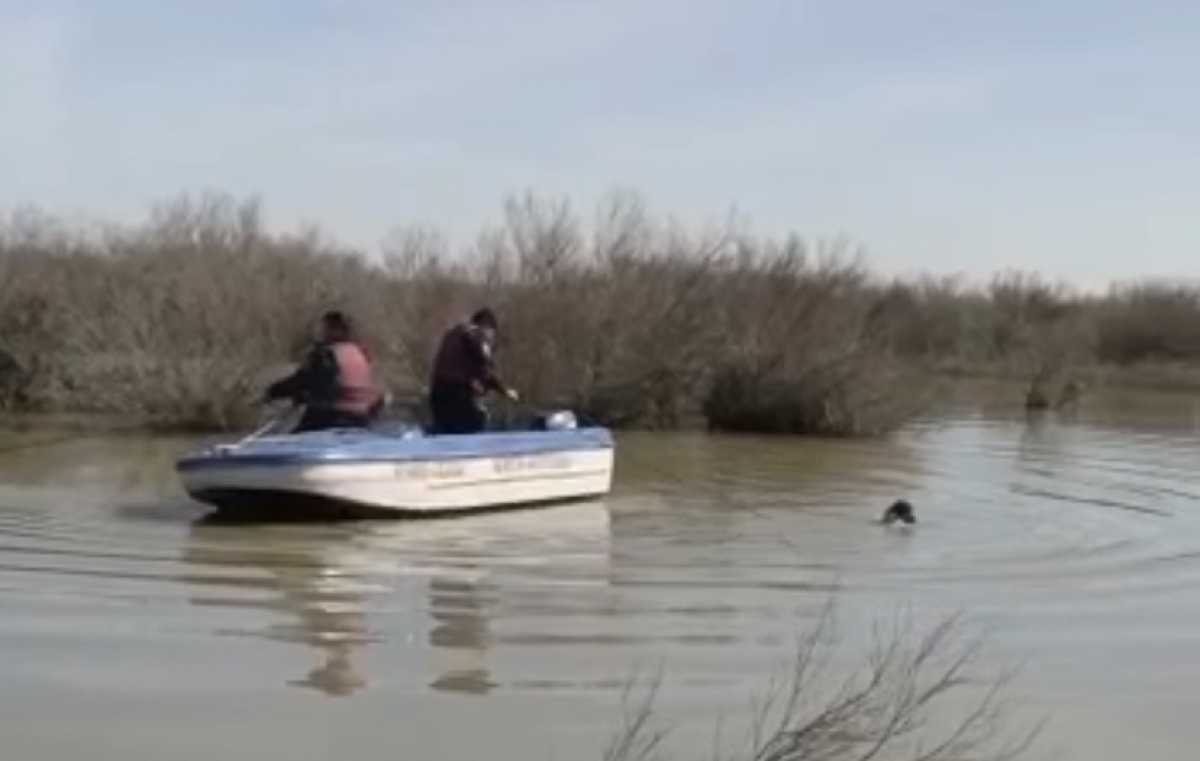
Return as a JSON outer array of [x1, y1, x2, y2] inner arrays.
[[176, 428, 614, 471]]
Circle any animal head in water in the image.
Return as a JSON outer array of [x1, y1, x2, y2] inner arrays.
[[882, 499, 916, 525]]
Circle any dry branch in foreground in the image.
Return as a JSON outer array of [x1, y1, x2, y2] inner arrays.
[[605, 609, 1042, 761]]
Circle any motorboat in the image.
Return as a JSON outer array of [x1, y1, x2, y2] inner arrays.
[[176, 416, 614, 519]]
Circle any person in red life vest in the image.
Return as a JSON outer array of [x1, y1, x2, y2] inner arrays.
[[429, 308, 519, 434], [265, 311, 384, 432]]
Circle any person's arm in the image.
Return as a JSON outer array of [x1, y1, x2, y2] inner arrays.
[[265, 366, 307, 402], [462, 330, 510, 395], [265, 346, 336, 403]]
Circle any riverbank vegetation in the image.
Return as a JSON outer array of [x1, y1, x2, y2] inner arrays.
[[2, 192, 1198, 433]]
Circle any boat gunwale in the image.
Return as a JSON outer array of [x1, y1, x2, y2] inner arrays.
[[175, 429, 615, 472]]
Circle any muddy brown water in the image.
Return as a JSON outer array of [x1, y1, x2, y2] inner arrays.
[[2, 383, 1199, 760]]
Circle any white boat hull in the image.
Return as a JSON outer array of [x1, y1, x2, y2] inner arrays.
[[177, 428, 615, 519], [182, 448, 613, 517]]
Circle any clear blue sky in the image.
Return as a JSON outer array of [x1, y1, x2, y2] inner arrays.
[[2, 0, 1196, 286]]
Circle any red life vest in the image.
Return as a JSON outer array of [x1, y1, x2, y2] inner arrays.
[[331, 341, 379, 415]]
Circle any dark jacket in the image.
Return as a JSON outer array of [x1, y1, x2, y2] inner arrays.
[[267, 341, 380, 415], [430, 323, 504, 394]]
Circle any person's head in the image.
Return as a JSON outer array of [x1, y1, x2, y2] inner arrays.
[[319, 310, 354, 343], [469, 307, 498, 341]]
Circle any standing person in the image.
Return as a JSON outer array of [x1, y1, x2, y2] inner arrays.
[[265, 311, 383, 432], [429, 308, 519, 434]]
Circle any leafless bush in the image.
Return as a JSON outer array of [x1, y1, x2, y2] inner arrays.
[[977, 272, 1095, 409], [702, 244, 929, 435], [4, 191, 1200, 429], [0, 193, 388, 427], [380, 224, 473, 392], [987, 272, 1073, 358], [1095, 281, 1200, 364], [463, 192, 741, 428], [875, 276, 994, 363], [605, 609, 1041, 761]]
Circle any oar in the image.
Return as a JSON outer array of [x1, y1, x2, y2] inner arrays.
[[234, 403, 295, 446]]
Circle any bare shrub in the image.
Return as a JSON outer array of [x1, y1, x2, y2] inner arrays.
[[605, 609, 1041, 761], [0, 193, 393, 428], [876, 276, 995, 365], [702, 244, 929, 435], [5, 190, 1200, 429], [460, 192, 740, 429], [1095, 281, 1200, 364], [980, 271, 1094, 408], [380, 225, 473, 393]]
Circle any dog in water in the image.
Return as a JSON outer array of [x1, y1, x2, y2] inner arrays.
[[881, 499, 916, 525]]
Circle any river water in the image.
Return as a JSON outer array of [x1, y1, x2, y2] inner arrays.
[[2, 383, 1199, 760]]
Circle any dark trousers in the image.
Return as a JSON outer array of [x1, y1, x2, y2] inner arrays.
[[430, 381, 486, 434], [293, 407, 370, 433]]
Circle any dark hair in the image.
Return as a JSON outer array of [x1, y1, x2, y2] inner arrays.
[[470, 307, 498, 330], [321, 310, 354, 340]]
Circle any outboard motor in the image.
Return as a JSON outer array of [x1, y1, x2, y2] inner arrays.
[[533, 410, 578, 431]]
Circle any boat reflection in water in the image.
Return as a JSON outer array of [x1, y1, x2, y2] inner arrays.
[[181, 502, 612, 697], [427, 573, 496, 694]]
